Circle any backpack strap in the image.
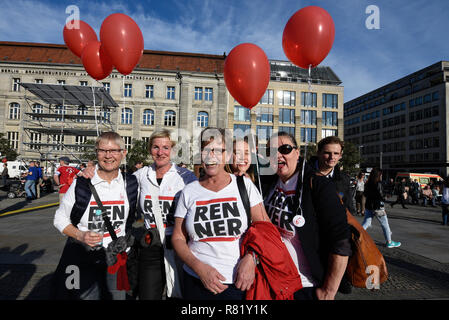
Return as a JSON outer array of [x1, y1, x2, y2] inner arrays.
[[124, 173, 138, 232], [70, 177, 91, 227], [236, 175, 251, 228]]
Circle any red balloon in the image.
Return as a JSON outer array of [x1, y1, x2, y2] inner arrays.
[[100, 13, 144, 75], [282, 6, 335, 69], [63, 20, 98, 58], [81, 41, 113, 81], [224, 43, 270, 110]]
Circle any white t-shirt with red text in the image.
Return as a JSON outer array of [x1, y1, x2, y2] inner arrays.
[[174, 174, 263, 284], [133, 163, 197, 235], [264, 172, 317, 288], [53, 169, 129, 248]]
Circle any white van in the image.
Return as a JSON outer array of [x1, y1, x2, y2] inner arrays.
[[0, 160, 28, 179]]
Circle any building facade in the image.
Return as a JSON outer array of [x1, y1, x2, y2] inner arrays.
[[344, 61, 449, 178], [227, 59, 344, 153], [0, 41, 227, 163]]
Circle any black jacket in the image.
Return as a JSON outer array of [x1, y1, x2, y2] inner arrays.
[[309, 157, 356, 215], [261, 159, 351, 286], [364, 182, 385, 210]]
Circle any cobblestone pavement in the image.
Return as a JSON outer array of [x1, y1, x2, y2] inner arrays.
[[1, 192, 449, 300]]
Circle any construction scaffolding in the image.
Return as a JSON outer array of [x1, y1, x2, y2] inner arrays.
[[19, 83, 119, 164]]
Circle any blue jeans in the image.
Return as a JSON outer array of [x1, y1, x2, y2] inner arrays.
[[442, 204, 449, 225], [362, 209, 392, 243], [25, 179, 36, 199]]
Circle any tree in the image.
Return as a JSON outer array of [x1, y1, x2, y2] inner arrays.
[[80, 139, 96, 161], [0, 133, 18, 161], [341, 141, 362, 176], [126, 139, 151, 169]]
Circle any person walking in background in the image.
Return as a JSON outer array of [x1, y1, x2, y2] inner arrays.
[[35, 161, 43, 199], [410, 179, 420, 205], [53, 157, 79, 202], [441, 177, 449, 226], [362, 168, 401, 248], [391, 178, 408, 209], [24, 161, 39, 201], [422, 185, 433, 207], [1, 163, 8, 187], [354, 172, 366, 216]]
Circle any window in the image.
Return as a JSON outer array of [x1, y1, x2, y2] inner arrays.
[[260, 89, 274, 105], [432, 91, 439, 101], [124, 84, 132, 97], [300, 110, 316, 125], [121, 108, 133, 124], [322, 111, 338, 126], [280, 108, 296, 124], [9, 103, 20, 120], [145, 85, 154, 98], [35, 79, 43, 84], [166, 86, 175, 100], [31, 104, 43, 120], [300, 128, 316, 143], [51, 134, 64, 151], [257, 125, 273, 141], [279, 90, 296, 106], [123, 136, 132, 150], [7, 132, 19, 149], [164, 110, 176, 126], [102, 108, 111, 122], [30, 132, 42, 150], [322, 129, 338, 138], [301, 92, 317, 107], [77, 106, 88, 122], [279, 126, 295, 137], [322, 93, 338, 108], [204, 88, 213, 101], [80, 81, 88, 86], [75, 136, 88, 152], [57, 80, 65, 85], [103, 82, 110, 93], [234, 106, 251, 122], [256, 107, 273, 123], [13, 78, 21, 92], [197, 111, 209, 127], [55, 105, 66, 121], [194, 87, 203, 100], [233, 124, 251, 138], [142, 109, 154, 126]]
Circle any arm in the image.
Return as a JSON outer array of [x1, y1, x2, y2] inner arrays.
[[171, 217, 228, 294], [316, 254, 349, 300]]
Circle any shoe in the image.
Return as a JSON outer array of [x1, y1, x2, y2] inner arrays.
[[386, 241, 401, 248]]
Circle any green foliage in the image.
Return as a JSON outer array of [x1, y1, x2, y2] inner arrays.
[[126, 139, 151, 168], [0, 133, 18, 161], [341, 141, 362, 176]]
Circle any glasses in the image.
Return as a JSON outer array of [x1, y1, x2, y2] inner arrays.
[[267, 144, 297, 156], [97, 148, 122, 155], [201, 147, 226, 156]]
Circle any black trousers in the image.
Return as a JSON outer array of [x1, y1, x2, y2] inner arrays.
[[138, 244, 165, 300]]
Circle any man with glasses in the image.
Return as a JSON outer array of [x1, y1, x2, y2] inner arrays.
[[262, 131, 351, 300], [54, 156, 79, 202], [53, 132, 138, 300]]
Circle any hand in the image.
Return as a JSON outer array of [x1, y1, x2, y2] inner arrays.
[[234, 253, 256, 291], [315, 287, 336, 300], [76, 230, 103, 247], [80, 166, 95, 179], [195, 262, 228, 295]]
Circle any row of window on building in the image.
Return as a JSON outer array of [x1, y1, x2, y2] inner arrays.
[[10, 78, 214, 102], [234, 106, 338, 126], [6, 102, 210, 128], [260, 90, 338, 108], [233, 124, 337, 143]]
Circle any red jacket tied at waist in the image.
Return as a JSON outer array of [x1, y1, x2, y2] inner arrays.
[[241, 221, 302, 300]]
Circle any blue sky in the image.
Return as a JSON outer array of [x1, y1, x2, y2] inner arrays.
[[1, 0, 449, 102]]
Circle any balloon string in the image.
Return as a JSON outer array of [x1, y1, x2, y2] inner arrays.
[[308, 64, 312, 92], [92, 84, 99, 137]]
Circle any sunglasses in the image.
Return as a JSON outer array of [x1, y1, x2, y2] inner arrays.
[[267, 144, 297, 156]]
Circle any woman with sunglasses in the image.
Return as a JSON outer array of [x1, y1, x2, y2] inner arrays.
[[262, 131, 351, 300], [172, 127, 269, 300]]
